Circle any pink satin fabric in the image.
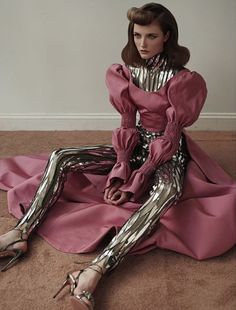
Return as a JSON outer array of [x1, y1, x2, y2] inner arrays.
[[0, 65, 235, 260]]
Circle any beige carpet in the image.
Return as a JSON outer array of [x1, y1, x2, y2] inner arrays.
[[0, 131, 235, 310]]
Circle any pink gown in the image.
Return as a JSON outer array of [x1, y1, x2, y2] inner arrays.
[[0, 64, 235, 260]]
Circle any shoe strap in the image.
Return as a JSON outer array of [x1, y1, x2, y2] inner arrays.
[[75, 290, 94, 309], [3, 229, 27, 251], [74, 261, 104, 276], [87, 264, 104, 276]]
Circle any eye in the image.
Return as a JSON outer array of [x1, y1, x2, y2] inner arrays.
[[133, 33, 141, 39], [148, 34, 158, 39]]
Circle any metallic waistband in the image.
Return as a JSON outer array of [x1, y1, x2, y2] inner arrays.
[[136, 121, 164, 147], [132, 121, 187, 169]]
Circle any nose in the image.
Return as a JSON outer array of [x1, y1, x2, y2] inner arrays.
[[140, 37, 147, 48]]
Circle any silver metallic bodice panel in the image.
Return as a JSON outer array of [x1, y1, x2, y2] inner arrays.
[[128, 56, 178, 92]]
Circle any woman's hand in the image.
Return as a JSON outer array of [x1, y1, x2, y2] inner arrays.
[[104, 178, 132, 205]]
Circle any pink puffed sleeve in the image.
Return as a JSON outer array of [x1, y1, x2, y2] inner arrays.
[[105, 64, 139, 188], [120, 70, 207, 200]]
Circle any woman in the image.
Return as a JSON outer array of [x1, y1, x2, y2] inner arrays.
[[0, 3, 235, 310]]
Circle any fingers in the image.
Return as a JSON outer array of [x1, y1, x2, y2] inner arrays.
[[104, 188, 110, 201], [104, 188, 109, 200], [110, 191, 122, 201], [103, 178, 124, 202], [103, 179, 131, 206], [104, 189, 120, 204], [109, 191, 130, 206], [108, 186, 119, 199], [104, 186, 118, 202]]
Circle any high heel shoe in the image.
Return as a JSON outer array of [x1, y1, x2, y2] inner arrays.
[[53, 264, 104, 310], [0, 228, 28, 272]]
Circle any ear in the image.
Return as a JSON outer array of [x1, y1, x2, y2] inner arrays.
[[164, 31, 170, 42]]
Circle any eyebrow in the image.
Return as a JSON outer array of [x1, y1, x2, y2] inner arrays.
[[133, 31, 159, 35]]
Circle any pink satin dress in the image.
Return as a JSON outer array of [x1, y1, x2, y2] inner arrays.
[[0, 64, 235, 260]]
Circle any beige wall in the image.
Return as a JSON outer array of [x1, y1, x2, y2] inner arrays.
[[0, 0, 235, 130]]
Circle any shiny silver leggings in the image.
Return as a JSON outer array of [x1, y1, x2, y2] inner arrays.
[[16, 128, 188, 273]]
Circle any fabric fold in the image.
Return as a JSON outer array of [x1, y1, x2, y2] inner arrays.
[[105, 161, 131, 188], [105, 65, 141, 187]]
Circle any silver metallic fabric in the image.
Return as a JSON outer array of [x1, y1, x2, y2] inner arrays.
[[128, 55, 178, 92], [130, 121, 163, 169], [16, 146, 116, 233], [92, 125, 188, 272]]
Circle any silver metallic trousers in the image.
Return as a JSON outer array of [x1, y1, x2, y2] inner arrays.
[[16, 123, 188, 273]]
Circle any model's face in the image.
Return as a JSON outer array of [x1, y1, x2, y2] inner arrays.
[[133, 22, 169, 59]]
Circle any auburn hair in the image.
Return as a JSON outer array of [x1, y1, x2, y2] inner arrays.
[[121, 3, 190, 69]]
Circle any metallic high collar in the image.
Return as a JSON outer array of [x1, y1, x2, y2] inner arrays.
[[128, 54, 178, 92]]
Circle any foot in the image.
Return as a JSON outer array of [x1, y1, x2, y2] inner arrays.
[[71, 265, 104, 309], [0, 228, 28, 255]]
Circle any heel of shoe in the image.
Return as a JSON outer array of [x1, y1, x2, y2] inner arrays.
[[53, 278, 70, 298]]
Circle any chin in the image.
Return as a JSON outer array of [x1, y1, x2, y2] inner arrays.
[[140, 54, 152, 60]]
